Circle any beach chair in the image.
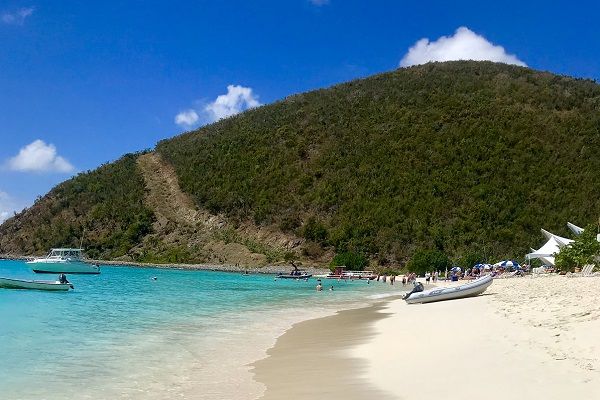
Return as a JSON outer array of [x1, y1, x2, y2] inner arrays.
[[582, 264, 595, 276], [532, 266, 546, 274], [567, 264, 595, 277], [498, 271, 519, 279]]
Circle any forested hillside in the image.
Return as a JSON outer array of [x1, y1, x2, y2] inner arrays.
[[158, 61, 600, 264], [0, 154, 153, 260], [2, 61, 600, 267]]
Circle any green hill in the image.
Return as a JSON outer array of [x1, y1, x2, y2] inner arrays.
[[2, 61, 600, 267]]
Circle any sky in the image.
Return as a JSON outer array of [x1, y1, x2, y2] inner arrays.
[[1, 0, 599, 221]]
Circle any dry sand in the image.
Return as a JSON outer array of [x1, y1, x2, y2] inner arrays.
[[253, 275, 600, 400]]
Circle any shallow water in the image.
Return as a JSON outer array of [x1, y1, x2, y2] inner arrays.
[[0, 260, 399, 399]]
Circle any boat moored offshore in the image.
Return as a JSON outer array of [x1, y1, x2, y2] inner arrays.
[[27, 248, 100, 274], [0, 277, 74, 291]]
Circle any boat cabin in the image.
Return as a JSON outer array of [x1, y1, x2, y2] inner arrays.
[[46, 248, 85, 260]]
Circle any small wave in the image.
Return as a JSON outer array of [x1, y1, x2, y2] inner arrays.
[[366, 292, 404, 300]]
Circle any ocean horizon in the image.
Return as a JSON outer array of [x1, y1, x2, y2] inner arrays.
[[0, 260, 398, 399]]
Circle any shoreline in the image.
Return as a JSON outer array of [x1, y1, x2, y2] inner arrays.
[[253, 275, 600, 400], [0, 254, 330, 275], [251, 300, 401, 400], [2, 258, 400, 400]]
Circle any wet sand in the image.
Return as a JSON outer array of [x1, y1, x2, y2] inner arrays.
[[251, 303, 400, 400]]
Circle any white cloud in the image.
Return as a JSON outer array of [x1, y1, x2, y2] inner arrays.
[[174, 109, 200, 128], [204, 85, 261, 123], [0, 191, 10, 223], [175, 85, 261, 128], [1, 7, 35, 25], [0, 191, 20, 223], [309, 0, 330, 6], [400, 27, 526, 68], [7, 140, 75, 173]]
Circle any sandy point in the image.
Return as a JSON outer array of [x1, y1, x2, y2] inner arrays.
[[253, 275, 600, 400]]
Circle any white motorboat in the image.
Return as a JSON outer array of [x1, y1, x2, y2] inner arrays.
[[404, 275, 493, 304], [313, 267, 377, 280], [27, 248, 100, 274], [0, 277, 74, 291]]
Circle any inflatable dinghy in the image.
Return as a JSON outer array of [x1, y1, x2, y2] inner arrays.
[[404, 275, 493, 304]]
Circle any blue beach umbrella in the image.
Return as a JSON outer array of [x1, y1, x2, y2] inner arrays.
[[498, 260, 521, 270]]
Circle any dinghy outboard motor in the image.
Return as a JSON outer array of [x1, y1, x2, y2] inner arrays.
[[403, 281, 424, 300]]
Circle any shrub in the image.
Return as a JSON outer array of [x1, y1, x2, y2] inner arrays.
[[406, 249, 451, 276], [555, 225, 600, 271]]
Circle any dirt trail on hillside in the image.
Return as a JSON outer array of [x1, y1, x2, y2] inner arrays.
[[135, 152, 309, 267], [137, 152, 225, 231]]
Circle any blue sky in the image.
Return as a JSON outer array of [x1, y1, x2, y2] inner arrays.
[[1, 0, 599, 220]]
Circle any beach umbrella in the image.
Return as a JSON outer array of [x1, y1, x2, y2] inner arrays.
[[499, 260, 519, 267], [497, 260, 521, 271], [451, 266, 462, 272]]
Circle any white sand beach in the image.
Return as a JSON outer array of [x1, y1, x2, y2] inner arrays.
[[254, 275, 600, 399]]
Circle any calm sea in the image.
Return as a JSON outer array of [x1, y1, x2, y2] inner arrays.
[[0, 260, 400, 400]]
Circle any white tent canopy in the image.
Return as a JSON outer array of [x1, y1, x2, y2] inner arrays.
[[539, 256, 555, 266], [541, 228, 573, 246], [567, 222, 584, 235], [526, 237, 562, 266], [527, 236, 561, 259], [527, 223, 592, 268]]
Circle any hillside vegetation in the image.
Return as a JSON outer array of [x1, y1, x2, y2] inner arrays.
[[158, 61, 600, 264], [2, 61, 600, 267], [0, 154, 153, 260]]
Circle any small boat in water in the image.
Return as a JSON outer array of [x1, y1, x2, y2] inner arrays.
[[314, 267, 377, 280], [404, 275, 493, 304], [276, 264, 312, 279], [0, 277, 74, 291], [27, 248, 100, 274], [276, 271, 312, 279]]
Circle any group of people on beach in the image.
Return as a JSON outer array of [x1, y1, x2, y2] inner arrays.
[[376, 274, 397, 285]]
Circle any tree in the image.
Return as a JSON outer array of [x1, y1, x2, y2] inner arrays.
[[555, 225, 600, 271], [456, 250, 486, 269], [330, 251, 368, 270], [406, 249, 451, 276]]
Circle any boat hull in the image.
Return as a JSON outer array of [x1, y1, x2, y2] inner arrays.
[[314, 274, 376, 280], [405, 275, 493, 304], [276, 274, 313, 279], [28, 261, 100, 274], [0, 277, 73, 291]]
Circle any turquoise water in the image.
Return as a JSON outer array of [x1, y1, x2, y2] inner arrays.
[[0, 260, 400, 399]]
